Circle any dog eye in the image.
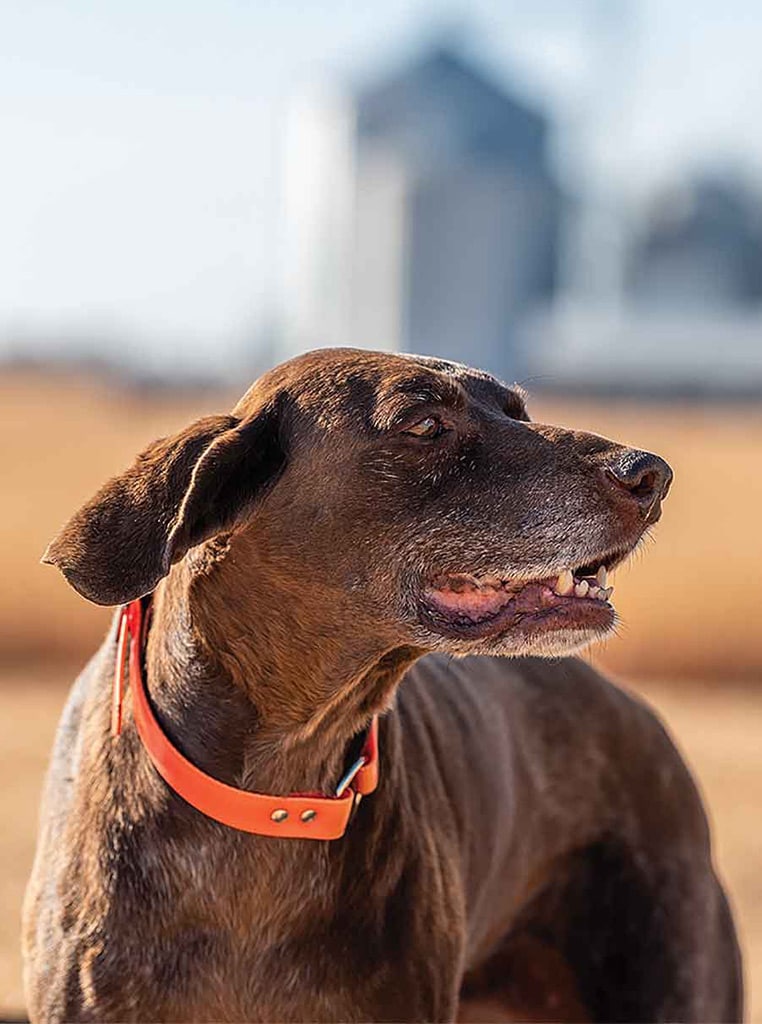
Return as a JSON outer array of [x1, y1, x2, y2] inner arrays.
[[403, 416, 445, 439]]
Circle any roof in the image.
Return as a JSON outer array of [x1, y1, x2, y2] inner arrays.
[[355, 46, 549, 174]]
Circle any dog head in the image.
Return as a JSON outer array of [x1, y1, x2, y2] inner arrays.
[[45, 348, 672, 659]]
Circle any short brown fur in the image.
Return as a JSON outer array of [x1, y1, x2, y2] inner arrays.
[[24, 349, 741, 1022]]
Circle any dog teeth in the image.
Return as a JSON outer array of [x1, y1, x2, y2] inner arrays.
[[443, 567, 615, 604], [555, 569, 574, 596]]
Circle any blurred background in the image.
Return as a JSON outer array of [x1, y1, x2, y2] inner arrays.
[[2, 0, 761, 1017]]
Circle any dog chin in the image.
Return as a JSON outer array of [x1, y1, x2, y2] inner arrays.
[[416, 622, 617, 660], [479, 624, 616, 658]]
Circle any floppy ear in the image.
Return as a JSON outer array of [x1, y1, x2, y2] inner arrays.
[[42, 401, 285, 606]]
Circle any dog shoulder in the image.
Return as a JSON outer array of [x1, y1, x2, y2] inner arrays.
[[510, 656, 712, 850], [22, 628, 117, 1007], [401, 653, 709, 849]]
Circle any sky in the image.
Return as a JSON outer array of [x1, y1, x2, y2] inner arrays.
[[3, 0, 762, 372]]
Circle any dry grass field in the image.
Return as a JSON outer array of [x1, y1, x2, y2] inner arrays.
[[2, 368, 761, 678], [1, 369, 761, 1017], [2, 672, 760, 1018]]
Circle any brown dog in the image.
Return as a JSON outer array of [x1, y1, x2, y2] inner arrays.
[[23, 348, 741, 1022]]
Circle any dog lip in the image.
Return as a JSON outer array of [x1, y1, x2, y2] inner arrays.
[[418, 582, 615, 642], [416, 532, 648, 641], [576, 544, 633, 576], [422, 538, 638, 598], [419, 571, 616, 640], [417, 545, 630, 640]]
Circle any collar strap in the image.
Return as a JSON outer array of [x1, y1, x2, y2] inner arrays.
[[111, 599, 378, 841]]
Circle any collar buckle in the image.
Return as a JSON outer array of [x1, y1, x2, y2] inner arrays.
[[335, 755, 367, 797]]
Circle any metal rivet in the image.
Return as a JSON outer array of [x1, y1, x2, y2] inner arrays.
[[300, 809, 317, 823], [271, 808, 288, 823]]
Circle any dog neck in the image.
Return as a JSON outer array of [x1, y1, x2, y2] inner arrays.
[[141, 543, 422, 800]]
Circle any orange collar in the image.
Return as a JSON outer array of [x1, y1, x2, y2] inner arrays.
[[111, 599, 378, 840]]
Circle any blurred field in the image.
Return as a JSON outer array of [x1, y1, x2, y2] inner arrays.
[[1, 671, 760, 1017], [0, 369, 230, 667], [1, 368, 761, 677], [539, 395, 762, 682], [1, 369, 761, 1016]]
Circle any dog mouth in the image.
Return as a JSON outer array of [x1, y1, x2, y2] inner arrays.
[[419, 548, 629, 642]]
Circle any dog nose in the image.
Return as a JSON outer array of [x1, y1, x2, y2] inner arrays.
[[604, 450, 673, 509]]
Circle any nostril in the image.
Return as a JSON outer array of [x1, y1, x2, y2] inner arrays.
[[630, 469, 658, 501], [605, 451, 673, 507]]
